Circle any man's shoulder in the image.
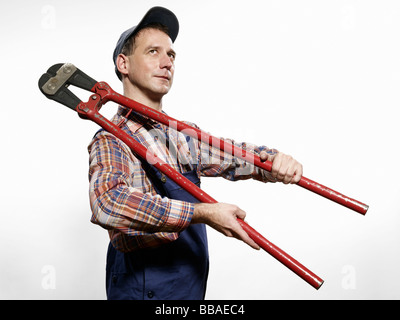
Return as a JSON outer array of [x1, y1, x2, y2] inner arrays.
[[181, 120, 199, 129]]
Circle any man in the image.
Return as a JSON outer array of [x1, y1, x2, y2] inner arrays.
[[88, 7, 303, 300]]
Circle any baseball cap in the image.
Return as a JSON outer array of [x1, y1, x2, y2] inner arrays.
[[113, 6, 179, 80]]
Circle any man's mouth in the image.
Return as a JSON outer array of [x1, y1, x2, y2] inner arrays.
[[155, 75, 170, 81]]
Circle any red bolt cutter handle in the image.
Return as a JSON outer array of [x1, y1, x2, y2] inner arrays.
[[92, 82, 369, 215]]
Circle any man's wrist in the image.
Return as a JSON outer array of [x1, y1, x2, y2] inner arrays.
[[192, 203, 209, 224]]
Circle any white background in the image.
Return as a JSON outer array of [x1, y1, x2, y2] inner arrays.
[[1, 0, 399, 299]]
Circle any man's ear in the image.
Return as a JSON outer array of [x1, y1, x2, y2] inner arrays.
[[116, 54, 129, 78]]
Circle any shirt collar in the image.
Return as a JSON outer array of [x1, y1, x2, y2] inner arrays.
[[117, 105, 160, 133]]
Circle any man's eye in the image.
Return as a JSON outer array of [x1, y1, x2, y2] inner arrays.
[[149, 49, 157, 54]]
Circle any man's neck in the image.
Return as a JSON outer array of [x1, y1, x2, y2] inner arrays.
[[123, 85, 163, 112]]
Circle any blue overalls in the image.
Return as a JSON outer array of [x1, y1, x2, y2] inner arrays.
[[105, 151, 209, 300]]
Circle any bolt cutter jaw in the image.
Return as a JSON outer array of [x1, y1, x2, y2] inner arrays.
[[38, 63, 98, 111]]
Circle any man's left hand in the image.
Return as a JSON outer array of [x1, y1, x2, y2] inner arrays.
[[260, 151, 303, 184]]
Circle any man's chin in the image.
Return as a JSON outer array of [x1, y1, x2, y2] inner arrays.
[[154, 85, 171, 96], [146, 87, 170, 102]]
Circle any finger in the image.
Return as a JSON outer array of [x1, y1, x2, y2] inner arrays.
[[233, 206, 246, 221], [292, 164, 303, 184], [228, 206, 259, 250], [271, 154, 282, 179], [276, 164, 289, 182], [259, 151, 268, 162], [232, 221, 260, 250], [288, 162, 303, 184], [283, 162, 296, 184], [283, 173, 293, 184]]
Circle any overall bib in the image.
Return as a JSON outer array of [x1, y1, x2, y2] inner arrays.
[[105, 152, 209, 300]]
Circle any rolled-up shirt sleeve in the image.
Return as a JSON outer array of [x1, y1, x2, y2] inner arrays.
[[193, 130, 278, 183], [88, 131, 194, 252]]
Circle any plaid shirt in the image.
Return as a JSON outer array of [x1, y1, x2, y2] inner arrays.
[[88, 107, 277, 252]]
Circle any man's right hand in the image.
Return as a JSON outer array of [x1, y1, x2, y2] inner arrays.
[[192, 203, 260, 250]]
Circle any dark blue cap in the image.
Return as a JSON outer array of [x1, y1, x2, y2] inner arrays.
[[113, 6, 179, 80]]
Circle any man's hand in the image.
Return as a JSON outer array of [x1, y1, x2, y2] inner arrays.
[[260, 151, 303, 184], [192, 202, 260, 250]]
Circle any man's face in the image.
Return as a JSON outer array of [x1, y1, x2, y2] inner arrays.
[[125, 28, 176, 101]]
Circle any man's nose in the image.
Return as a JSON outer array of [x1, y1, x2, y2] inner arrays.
[[160, 53, 173, 70]]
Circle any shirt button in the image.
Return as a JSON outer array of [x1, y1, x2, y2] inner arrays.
[[147, 291, 154, 299], [161, 175, 167, 183]]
